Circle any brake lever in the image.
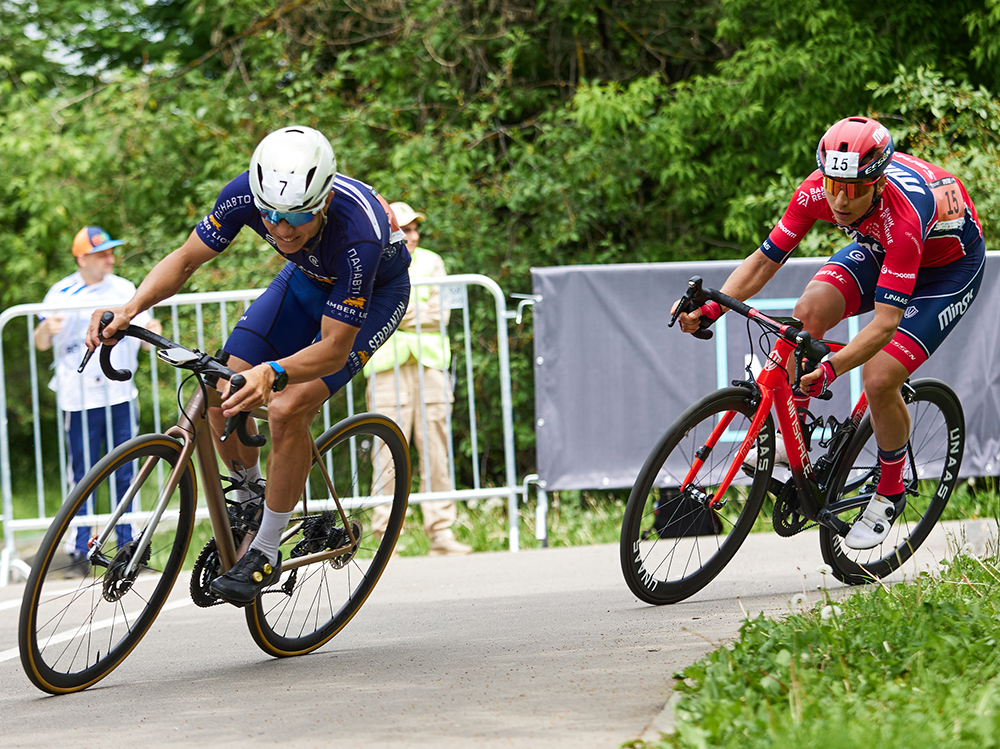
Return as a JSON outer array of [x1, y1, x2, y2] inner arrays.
[[670, 276, 714, 339], [794, 333, 833, 401], [220, 374, 267, 448], [78, 311, 131, 380]]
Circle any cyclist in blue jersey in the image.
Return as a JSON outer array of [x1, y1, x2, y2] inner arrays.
[[86, 126, 411, 605], [675, 116, 985, 550]]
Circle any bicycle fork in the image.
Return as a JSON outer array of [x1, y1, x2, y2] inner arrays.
[[679, 391, 775, 510]]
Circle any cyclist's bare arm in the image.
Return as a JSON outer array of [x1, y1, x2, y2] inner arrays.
[[374, 193, 401, 234], [85, 231, 218, 349], [800, 301, 904, 388], [673, 250, 781, 334], [220, 316, 361, 417]]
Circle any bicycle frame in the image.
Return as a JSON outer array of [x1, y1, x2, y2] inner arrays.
[[87, 379, 362, 579], [680, 312, 869, 525]]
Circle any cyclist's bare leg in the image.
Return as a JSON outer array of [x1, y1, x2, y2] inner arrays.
[[207, 355, 330, 557], [207, 357, 263, 557], [792, 280, 846, 339], [861, 352, 911, 451], [208, 355, 260, 470], [787, 281, 845, 397], [262, 378, 332, 513]]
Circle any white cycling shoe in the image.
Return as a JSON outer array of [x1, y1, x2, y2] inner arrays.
[[743, 433, 789, 472], [843, 494, 906, 550]]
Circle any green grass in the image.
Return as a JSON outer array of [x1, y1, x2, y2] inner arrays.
[[7, 481, 999, 564], [629, 537, 1000, 749]]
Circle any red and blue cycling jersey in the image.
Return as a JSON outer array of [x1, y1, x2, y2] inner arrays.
[[760, 152, 984, 309], [195, 171, 409, 328]]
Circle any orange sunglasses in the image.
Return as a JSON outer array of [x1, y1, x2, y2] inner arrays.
[[823, 176, 880, 199]]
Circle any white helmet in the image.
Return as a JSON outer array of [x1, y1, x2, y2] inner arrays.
[[248, 126, 337, 213]]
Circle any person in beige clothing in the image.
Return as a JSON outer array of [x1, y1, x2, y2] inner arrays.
[[365, 202, 471, 556]]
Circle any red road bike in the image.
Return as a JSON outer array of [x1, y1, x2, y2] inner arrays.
[[620, 277, 964, 605]]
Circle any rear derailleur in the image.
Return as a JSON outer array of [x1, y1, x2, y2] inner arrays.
[[279, 513, 362, 595]]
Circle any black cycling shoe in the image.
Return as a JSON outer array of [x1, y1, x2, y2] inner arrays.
[[209, 549, 282, 607]]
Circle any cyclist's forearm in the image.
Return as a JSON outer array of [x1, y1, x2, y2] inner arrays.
[[280, 342, 352, 383], [719, 250, 781, 307], [125, 239, 214, 318], [828, 305, 902, 375], [277, 319, 359, 384]]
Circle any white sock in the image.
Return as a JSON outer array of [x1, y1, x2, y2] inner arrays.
[[249, 507, 292, 565], [229, 463, 262, 505]]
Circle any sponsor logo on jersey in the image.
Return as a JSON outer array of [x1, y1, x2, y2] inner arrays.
[[885, 164, 926, 195], [777, 220, 798, 240], [342, 296, 366, 310], [347, 247, 364, 297], [368, 302, 406, 351], [880, 266, 916, 280], [904, 305, 918, 319], [213, 194, 254, 219], [884, 292, 908, 305], [208, 213, 222, 230]]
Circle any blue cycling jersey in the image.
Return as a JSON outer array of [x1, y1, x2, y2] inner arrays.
[[196, 171, 410, 328]]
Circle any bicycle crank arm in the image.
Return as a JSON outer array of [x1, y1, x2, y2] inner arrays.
[[816, 508, 852, 537]]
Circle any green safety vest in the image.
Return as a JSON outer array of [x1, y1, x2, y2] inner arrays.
[[363, 247, 451, 375]]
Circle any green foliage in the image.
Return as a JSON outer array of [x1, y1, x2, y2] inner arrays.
[[2, 0, 1000, 486], [642, 549, 1000, 748]]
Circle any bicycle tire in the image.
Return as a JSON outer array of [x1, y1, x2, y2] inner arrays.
[[620, 387, 775, 605], [245, 413, 410, 656], [19, 435, 196, 694], [819, 378, 964, 585]]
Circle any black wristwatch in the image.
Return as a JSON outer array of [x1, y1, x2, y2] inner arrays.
[[265, 361, 288, 392]]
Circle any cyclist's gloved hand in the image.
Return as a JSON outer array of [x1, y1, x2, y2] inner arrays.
[[697, 301, 723, 327], [802, 360, 837, 398]]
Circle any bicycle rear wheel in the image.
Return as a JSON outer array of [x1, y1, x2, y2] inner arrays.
[[620, 387, 775, 605], [245, 413, 410, 656], [819, 379, 964, 585], [19, 435, 196, 694]]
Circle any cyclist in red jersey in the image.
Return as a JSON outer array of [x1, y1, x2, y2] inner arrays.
[[675, 116, 985, 550]]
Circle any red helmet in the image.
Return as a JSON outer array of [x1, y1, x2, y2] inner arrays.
[[816, 116, 894, 181]]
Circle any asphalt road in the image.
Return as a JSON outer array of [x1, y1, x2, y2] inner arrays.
[[0, 519, 993, 748]]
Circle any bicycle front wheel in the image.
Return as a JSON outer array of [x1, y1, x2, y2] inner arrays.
[[620, 387, 775, 605], [819, 379, 964, 585], [19, 435, 196, 694], [246, 413, 410, 656]]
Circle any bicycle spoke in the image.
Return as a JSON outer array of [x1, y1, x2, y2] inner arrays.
[[246, 415, 409, 656], [820, 379, 964, 584], [621, 388, 772, 605]]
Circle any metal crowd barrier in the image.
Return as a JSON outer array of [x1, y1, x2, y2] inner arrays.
[[0, 274, 534, 586]]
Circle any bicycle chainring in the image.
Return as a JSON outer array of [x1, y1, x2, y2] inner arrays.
[[772, 481, 813, 537], [190, 538, 224, 607], [189, 529, 245, 608]]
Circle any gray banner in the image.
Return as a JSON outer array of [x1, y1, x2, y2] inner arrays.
[[531, 254, 1000, 491]]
